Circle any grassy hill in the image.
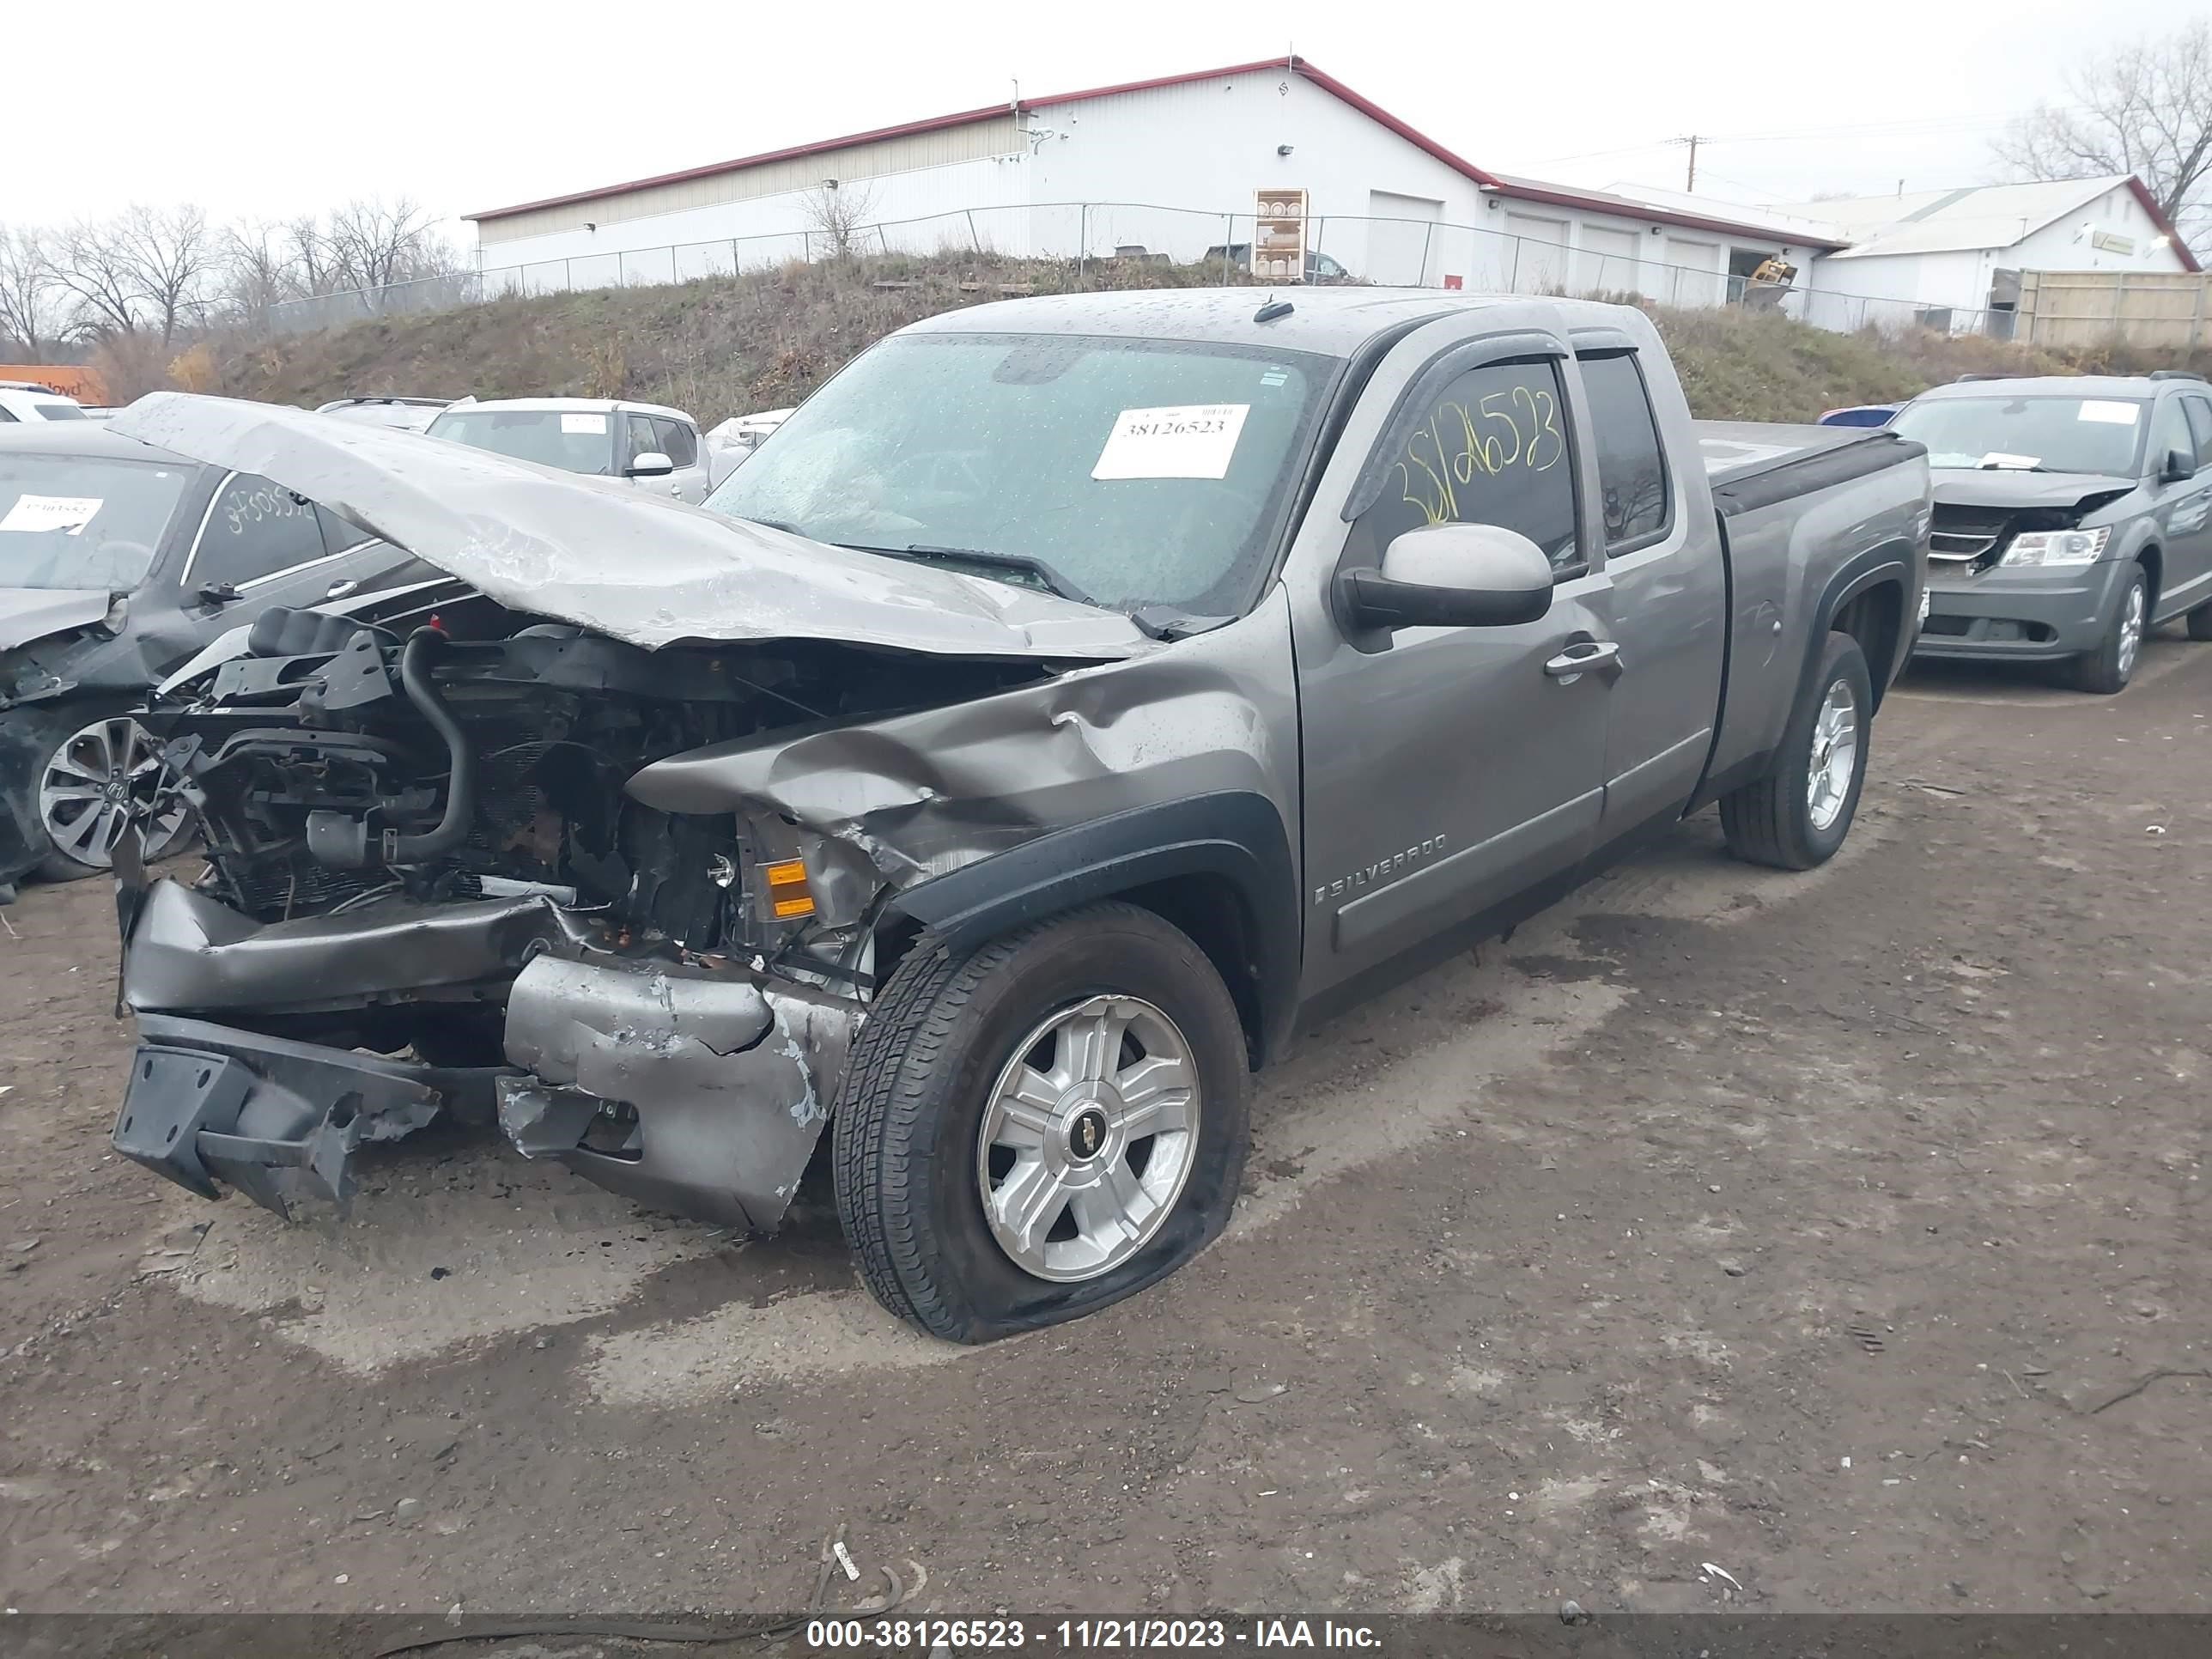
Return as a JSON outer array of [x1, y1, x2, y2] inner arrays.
[[163, 253, 2203, 431]]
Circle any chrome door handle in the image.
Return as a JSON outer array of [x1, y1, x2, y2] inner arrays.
[[325, 578, 359, 599], [1545, 640, 1621, 679]]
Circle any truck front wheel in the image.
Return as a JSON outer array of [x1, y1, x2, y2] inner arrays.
[[1720, 630, 1873, 871], [832, 902, 1250, 1343]]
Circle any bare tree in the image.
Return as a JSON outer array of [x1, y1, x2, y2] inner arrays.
[[111, 204, 216, 343], [799, 179, 878, 258], [325, 197, 453, 298], [0, 225, 59, 357], [285, 212, 342, 295], [52, 219, 145, 337], [1992, 21, 2212, 252], [221, 220, 301, 322]]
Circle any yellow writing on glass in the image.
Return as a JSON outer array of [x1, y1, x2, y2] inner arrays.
[[1393, 381, 1565, 526]]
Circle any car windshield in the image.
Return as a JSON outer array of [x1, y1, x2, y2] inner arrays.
[[1891, 394, 2148, 476], [426, 408, 614, 475], [0, 453, 192, 590], [703, 332, 1332, 614]]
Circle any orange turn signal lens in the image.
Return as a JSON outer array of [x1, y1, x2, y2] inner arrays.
[[763, 857, 815, 919]]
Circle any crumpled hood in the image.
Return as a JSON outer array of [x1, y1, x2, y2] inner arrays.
[[1932, 470, 2138, 513], [0, 587, 111, 654], [112, 393, 1147, 662]]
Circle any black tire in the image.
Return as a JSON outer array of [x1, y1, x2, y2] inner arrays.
[[2069, 563, 2147, 695], [1720, 629, 1874, 872], [2187, 600, 2212, 642], [832, 902, 1249, 1344]]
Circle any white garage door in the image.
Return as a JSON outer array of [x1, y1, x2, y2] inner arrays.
[[1368, 191, 1444, 285], [1578, 226, 1641, 295], [1504, 213, 1570, 293], [1663, 238, 1723, 306]]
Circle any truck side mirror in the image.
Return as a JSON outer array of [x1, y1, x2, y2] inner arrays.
[[2161, 447, 2196, 483], [626, 451, 675, 478], [1340, 522, 1555, 631]]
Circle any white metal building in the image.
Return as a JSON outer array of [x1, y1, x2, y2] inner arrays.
[[464, 57, 1842, 301], [1767, 177, 2199, 328]]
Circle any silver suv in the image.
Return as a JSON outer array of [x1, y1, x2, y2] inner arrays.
[[1896, 370, 2212, 692]]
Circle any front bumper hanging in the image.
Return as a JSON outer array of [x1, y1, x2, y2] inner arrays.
[[111, 882, 861, 1229], [113, 1012, 503, 1217]]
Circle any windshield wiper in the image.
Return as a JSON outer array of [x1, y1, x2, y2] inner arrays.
[[837, 542, 1102, 609]]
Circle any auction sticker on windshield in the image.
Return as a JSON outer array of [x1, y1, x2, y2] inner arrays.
[[0, 495, 102, 535], [561, 413, 609, 434], [2078, 401, 2141, 424], [1092, 404, 1250, 480]]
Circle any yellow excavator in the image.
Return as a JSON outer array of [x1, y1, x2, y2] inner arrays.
[[1741, 256, 1797, 313]]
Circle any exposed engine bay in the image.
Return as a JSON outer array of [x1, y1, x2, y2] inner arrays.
[[117, 580, 1054, 1225]]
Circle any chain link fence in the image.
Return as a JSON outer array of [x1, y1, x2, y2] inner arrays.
[[263, 199, 2008, 340]]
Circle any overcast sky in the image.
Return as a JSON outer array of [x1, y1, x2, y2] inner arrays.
[[6, 0, 2179, 242]]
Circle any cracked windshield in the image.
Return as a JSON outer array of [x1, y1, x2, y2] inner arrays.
[[703, 331, 1328, 614]]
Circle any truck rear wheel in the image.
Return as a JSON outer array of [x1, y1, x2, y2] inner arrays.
[[832, 902, 1249, 1343], [1720, 629, 1872, 872]]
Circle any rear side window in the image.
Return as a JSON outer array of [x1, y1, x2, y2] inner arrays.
[[2182, 396, 2212, 468], [1579, 353, 1671, 550], [1354, 358, 1580, 577], [191, 473, 327, 588], [653, 417, 699, 468], [316, 503, 377, 554]]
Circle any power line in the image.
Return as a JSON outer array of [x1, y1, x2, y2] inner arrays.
[[1523, 103, 2091, 169]]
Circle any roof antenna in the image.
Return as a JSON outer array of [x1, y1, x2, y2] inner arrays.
[[1255, 293, 1294, 323]]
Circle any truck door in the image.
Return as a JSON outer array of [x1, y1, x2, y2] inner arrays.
[[1568, 334, 1727, 834], [1285, 314, 1613, 996]]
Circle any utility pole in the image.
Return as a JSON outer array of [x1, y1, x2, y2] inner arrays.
[[1671, 134, 1705, 192]]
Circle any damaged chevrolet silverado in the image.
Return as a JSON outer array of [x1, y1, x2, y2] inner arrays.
[[104, 290, 1929, 1342]]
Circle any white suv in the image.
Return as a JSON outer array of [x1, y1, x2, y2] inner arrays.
[[423, 397, 714, 502], [0, 384, 91, 423]]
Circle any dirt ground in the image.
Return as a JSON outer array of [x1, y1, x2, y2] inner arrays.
[[2, 634, 2207, 1625]]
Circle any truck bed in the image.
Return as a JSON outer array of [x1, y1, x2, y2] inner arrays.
[[1694, 420, 1923, 512]]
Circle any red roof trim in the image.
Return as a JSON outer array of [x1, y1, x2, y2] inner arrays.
[[1486, 180, 1850, 251], [2122, 175, 2201, 272], [463, 54, 1841, 252], [465, 100, 1024, 222]]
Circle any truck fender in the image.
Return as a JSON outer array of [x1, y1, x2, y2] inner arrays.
[[1801, 544, 1916, 711], [881, 791, 1299, 1066]]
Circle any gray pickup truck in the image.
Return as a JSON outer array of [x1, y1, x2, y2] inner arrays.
[[103, 290, 1929, 1343]]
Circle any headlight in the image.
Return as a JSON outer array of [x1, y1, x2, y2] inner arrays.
[[2001, 526, 2110, 567]]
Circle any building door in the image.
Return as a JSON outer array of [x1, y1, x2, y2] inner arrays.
[[1578, 226, 1640, 295], [1367, 191, 1444, 285], [1663, 238, 1721, 306], [1505, 213, 1570, 293]]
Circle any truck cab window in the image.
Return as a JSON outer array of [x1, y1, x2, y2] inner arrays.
[[1578, 351, 1671, 550], [1353, 358, 1580, 576]]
